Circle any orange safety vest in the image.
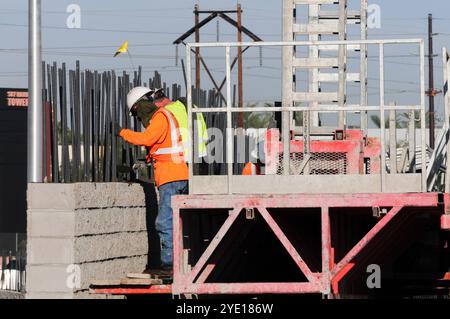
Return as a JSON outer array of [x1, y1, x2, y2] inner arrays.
[[149, 108, 185, 162], [242, 162, 261, 175], [148, 108, 188, 187]]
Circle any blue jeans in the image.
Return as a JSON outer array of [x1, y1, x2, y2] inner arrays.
[[156, 180, 188, 268]]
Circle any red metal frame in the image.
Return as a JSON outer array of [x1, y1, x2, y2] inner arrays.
[[265, 129, 381, 175], [91, 285, 172, 295], [172, 193, 444, 296]]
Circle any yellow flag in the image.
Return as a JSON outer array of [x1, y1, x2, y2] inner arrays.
[[114, 41, 129, 57]]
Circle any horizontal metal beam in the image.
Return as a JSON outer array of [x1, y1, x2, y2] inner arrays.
[[318, 72, 360, 82], [293, 57, 339, 68], [190, 105, 422, 113], [294, 0, 337, 4], [91, 285, 172, 295], [195, 10, 240, 14], [184, 283, 321, 294], [186, 39, 424, 48], [293, 23, 340, 35], [173, 193, 441, 210]]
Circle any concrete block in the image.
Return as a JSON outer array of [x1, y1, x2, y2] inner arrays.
[[26, 265, 75, 293], [28, 210, 75, 238], [78, 255, 147, 290], [26, 182, 151, 298], [123, 208, 148, 232], [73, 183, 146, 209], [74, 232, 148, 263], [28, 238, 74, 264], [27, 183, 75, 210], [74, 207, 146, 236], [74, 209, 120, 236]]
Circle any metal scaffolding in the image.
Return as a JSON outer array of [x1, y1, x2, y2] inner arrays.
[[185, 39, 426, 195], [282, 0, 368, 175]]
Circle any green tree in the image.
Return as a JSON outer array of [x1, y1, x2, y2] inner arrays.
[[242, 102, 274, 129], [370, 112, 442, 129]]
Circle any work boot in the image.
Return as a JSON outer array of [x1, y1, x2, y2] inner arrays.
[[158, 267, 173, 278]]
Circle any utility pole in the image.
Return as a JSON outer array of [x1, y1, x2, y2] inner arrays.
[[174, 5, 262, 113], [428, 13, 436, 149], [28, 0, 43, 183]]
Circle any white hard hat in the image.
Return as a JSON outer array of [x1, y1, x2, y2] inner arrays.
[[127, 86, 153, 111]]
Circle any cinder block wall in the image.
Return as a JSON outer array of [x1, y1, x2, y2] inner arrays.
[[26, 183, 154, 299]]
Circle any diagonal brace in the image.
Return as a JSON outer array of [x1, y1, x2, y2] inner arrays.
[[257, 207, 318, 284], [331, 206, 403, 279], [185, 208, 241, 286]]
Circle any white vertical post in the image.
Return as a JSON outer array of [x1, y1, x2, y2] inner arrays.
[[389, 106, 397, 174], [443, 48, 450, 193], [338, 0, 348, 129], [420, 41, 427, 192], [28, 0, 43, 183], [443, 48, 449, 132], [186, 44, 193, 193], [360, 0, 369, 135], [226, 46, 233, 194], [379, 44, 386, 192], [282, 0, 294, 176], [309, 4, 320, 128]]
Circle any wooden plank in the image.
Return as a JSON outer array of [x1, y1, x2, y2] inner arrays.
[[127, 273, 172, 279], [120, 278, 163, 286], [127, 273, 151, 279], [90, 280, 122, 287]]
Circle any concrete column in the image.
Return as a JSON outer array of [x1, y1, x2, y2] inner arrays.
[[26, 183, 152, 299]]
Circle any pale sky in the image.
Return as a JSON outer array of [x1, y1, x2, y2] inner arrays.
[[1, 0, 450, 115]]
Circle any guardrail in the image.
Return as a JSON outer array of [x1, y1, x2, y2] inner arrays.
[[0, 248, 26, 292], [185, 39, 427, 194]]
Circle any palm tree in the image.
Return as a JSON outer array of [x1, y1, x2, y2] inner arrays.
[[242, 102, 274, 129], [370, 112, 442, 129]]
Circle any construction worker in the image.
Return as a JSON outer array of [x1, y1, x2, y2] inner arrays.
[[117, 87, 188, 276], [152, 88, 208, 161]]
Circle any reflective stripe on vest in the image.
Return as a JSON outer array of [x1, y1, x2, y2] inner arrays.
[[153, 109, 184, 156]]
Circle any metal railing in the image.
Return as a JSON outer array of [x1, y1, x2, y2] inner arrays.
[[185, 39, 427, 194], [0, 248, 26, 292]]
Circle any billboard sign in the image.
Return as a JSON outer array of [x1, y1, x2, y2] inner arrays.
[[0, 88, 28, 109]]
